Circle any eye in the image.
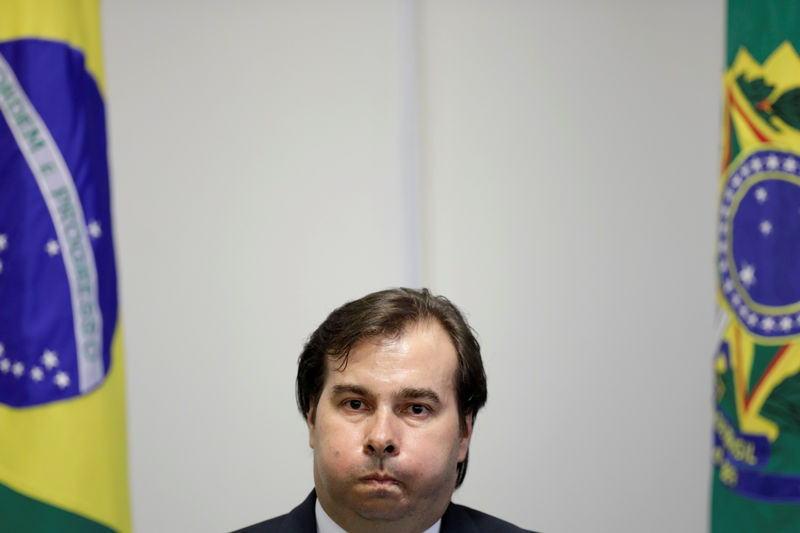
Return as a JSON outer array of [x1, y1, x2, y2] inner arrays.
[[346, 399, 363, 410], [409, 404, 428, 416]]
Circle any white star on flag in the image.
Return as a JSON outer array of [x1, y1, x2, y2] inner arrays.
[[719, 259, 729, 273], [762, 317, 776, 331], [766, 154, 780, 169], [741, 165, 751, 177], [725, 188, 735, 201], [30, 366, 43, 382], [739, 263, 756, 287], [780, 317, 793, 331], [751, 158, 763, 171], [747, 314, 759, 327], [0, 359, 9, 373], [41, 349, 59, 370], [12, 361, 24, 378], [760, 220, 773, 235], [732, 294, 742, 306], [45, 239, 60, 256], [88, 220, 102, 239], [723, 279, 734, 293], [0, 233, 7, 251], [784, 157, 798, 172], [732, 175, 743, 187], [755, 187, 768, 203], [54, 371, 71, 389]]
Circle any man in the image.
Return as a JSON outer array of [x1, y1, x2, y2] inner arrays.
[[234, 288, 537, 532]]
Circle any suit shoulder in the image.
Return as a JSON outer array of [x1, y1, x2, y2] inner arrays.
[[229, 490, 317, 533], [444, 502, 540, 533]]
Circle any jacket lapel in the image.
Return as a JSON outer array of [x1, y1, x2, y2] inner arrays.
[[440, 502, 479, 533], [281, 490, 318, 532]]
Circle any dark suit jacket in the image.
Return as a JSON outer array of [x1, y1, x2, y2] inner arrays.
[[232, 490, 538, 532]]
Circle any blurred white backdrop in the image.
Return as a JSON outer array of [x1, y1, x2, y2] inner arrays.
[[102, 1, 723, 532]]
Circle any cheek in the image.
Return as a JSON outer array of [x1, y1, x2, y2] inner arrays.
[[406, 425, 463, 471], [315, 419, 360, 464]]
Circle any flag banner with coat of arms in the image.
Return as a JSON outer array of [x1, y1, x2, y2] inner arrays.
[[0, 1, 130, 531], [712, 1, 800, 531]]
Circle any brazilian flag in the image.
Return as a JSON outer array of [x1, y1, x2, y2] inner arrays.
[[712, 1, 800, 531], [0, 1, 130, 532]]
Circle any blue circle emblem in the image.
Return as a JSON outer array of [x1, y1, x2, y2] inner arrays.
[[719, 148, 800, 340], [0, 39, 117, 408]]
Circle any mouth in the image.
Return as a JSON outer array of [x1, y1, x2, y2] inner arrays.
[[360, 473, 400, 487]]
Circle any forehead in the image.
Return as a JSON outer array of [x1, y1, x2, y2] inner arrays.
[[323, 320, 459, 394]]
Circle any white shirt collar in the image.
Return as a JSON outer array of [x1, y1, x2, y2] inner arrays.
[[315, 497, 442, 533]]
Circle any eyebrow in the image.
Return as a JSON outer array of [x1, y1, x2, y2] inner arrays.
[[330, 384, 370, 398], [329, 384, 441, 405], [399, 387, 441, 405]]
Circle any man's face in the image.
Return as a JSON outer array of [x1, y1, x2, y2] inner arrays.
[[308, 319, 472, 533]]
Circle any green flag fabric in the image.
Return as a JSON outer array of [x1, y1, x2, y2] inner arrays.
[[711, 1, 800, 531]]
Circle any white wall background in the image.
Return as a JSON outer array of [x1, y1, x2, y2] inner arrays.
[[101, 1, 723, 532]]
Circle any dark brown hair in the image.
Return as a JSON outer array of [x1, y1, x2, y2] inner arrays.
[[296, 287, 487, 488]]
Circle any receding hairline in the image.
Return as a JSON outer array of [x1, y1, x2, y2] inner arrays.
[[325, 317, 455, 367]]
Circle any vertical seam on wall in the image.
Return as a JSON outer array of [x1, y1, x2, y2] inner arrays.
[[398, 0, 426, 288]]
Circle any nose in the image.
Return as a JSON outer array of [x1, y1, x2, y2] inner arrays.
[[364, 407, 400, 457]]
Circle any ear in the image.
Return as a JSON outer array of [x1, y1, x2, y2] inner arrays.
[[306, 402, 316, 449], [457, 412, 474, 462]]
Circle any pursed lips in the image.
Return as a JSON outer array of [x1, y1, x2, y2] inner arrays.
[[360, 473, 400, 486]]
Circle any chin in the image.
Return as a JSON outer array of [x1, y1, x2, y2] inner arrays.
[[349, 492, 409, 521], [354, 503, 410, 522]]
